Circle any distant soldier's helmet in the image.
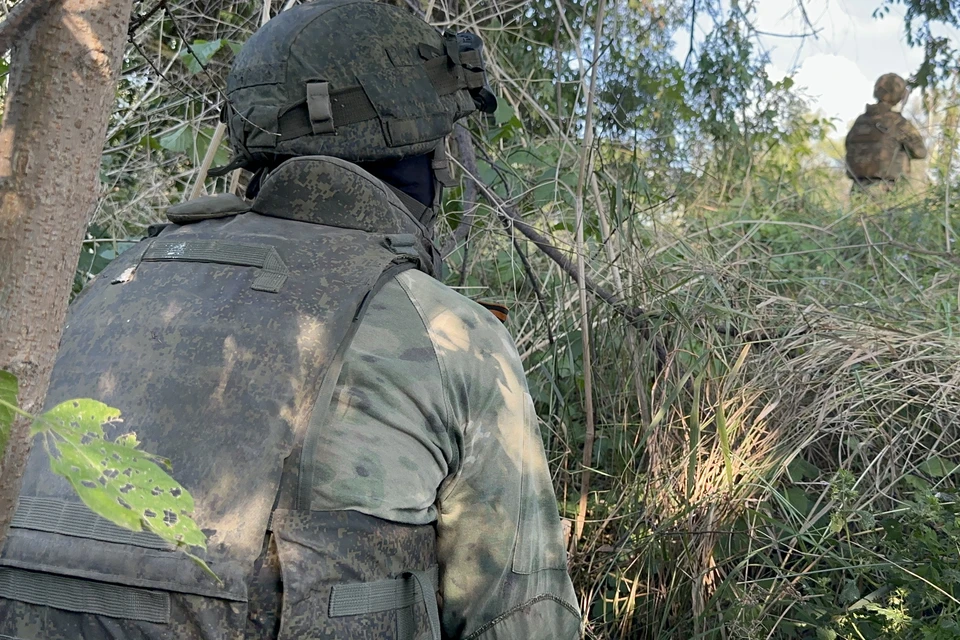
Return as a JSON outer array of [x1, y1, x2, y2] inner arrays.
[[873, 73, 907, 105], [215, 0, 497, 173]]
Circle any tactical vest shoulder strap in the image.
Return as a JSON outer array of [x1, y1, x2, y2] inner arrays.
[[165, 194, 251, 224]]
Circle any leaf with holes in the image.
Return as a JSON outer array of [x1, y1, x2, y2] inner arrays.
[[33, 399, 206, 550], [0, 370, 17, 457]]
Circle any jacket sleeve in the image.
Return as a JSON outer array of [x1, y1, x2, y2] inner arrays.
[[898, 118, 928, 160], [420, 299, 581, 639]]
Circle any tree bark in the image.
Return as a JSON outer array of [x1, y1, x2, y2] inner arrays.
[[0, 0, 134, 547], [0, 0, 63, 54]]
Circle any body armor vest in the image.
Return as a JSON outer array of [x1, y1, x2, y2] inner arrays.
[[0, 157, 442, 640], [845, 104, 910, 181]]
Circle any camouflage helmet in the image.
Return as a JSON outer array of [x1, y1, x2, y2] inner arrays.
[[873, 73, 907, 105], [217, 0, 496, 172]]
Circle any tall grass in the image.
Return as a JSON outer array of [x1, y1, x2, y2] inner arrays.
[[454, 176, 960, 638]]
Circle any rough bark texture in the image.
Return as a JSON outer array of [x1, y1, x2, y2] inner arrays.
[[0, 0, 134, 548], [0, 0, 63, 54]]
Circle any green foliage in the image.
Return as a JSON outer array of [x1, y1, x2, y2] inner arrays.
[[158, 125, 231, 166], [177, 39, 234, 74], [32, 399, 206, 551], [0, 371, 212, 578], [0, 371, 16, 459], [782, 483, 960, 639], [73, 226, 136, 297], [876, 0, 960, 86]]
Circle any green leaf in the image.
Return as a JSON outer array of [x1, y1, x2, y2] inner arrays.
[[786, 486, 811, 517], [787, 456, 821, 482], [829, 511, 846, 534], [178, 39, 225, 74], [918, 455, 956, 478], [840, 579, 860, 605], [139, 135, 163, 151], [493, 100, 515, 125], [0, 370, 18, 458], [904, 474, 932, 492], [34, 399, 207, 550], [816, 627, 838, 640], [158, 126, 193, 154], [196, 127, 232, 167]]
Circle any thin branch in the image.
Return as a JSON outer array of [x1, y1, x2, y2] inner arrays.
[[571, 0, 608, 548], [683, 0, 696, 70], [186, 0, 273, 200], [501, 216, 555, 348], [442, 124, 480, 259], [471, 167, 675, 382]]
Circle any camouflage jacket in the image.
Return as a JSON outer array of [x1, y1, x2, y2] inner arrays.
[[311, 269, 581, 639], [846, 103, 927, 181]]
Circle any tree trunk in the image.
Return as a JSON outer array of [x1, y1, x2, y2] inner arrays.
[[0, 0, 133, 547]]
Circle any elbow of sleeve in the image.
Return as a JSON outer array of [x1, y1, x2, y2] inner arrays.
[[914, 147, 928, 160]]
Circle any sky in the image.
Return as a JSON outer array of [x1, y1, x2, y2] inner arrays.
[[672, 0, 959, 130]]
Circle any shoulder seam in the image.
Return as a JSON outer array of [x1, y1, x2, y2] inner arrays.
[[394, 272, 456, 455]]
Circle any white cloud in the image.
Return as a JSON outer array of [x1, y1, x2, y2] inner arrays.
[[753, 0, 920, 79], [791, 53, 874, 126]]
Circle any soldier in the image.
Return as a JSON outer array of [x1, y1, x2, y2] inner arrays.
[[845, 73, 927, 194], [0, 1, 581, 638]]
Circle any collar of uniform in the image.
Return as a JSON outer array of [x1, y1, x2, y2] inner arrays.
[[252, 156, 427, 237]]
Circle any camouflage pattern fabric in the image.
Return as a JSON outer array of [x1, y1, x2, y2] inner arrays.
[[250, 156, 440, 276], [0, 271, 581, 640], [0, 158, 442, 639], [309, 270, 582, 638], [245, 509, 439, 640], [0, 157, 580, 638], [845, 102, 927, 182], [0, 510, 440, 640], [223, 0, 480, 168], [0, 583, 248, 640]]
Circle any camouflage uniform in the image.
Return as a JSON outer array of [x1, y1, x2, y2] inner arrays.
[[313, 270, 580, 637], [0, 1, 581, 638], [846, 73, 927, 193]]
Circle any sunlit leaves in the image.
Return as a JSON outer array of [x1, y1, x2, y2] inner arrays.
[[0, 371, 17, 458], [32, 399, 206, 551], [177, 39, 227, 74]]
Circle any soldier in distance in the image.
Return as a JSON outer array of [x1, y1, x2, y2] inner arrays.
[[0, 1, 581, 638], [845, 73, 927, 193]]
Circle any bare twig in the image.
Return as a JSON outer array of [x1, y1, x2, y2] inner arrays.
[[189, 121, 226, 199], [442, 124, 480, 258]]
